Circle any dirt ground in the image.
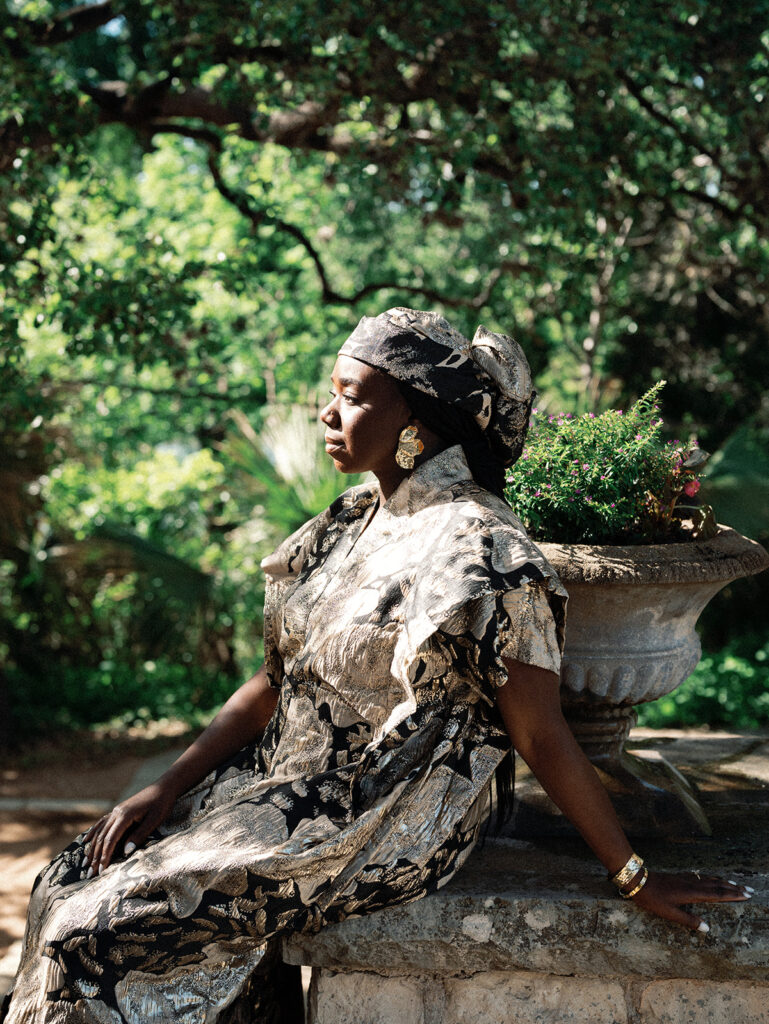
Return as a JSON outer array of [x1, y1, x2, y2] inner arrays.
[[0, 723, 194, 965]]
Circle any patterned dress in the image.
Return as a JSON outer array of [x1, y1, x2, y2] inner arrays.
[[4, 447, 566, 1024]]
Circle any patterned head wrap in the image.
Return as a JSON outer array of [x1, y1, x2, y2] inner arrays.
[[338, 306, 534, 467]]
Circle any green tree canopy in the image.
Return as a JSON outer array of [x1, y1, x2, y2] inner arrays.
[[2, 0, 768, 740], [2, 0, 769, 437]]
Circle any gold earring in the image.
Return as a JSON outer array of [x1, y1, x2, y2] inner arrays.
[[395, 425, 424, 469]]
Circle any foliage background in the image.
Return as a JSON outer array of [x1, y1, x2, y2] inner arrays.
[[1, 0, 768, 742]]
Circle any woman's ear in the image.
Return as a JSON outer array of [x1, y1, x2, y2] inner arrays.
[[410, 418, 438, 444]]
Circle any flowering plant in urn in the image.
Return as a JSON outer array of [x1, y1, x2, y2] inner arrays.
[[504, 381, 717, 546]]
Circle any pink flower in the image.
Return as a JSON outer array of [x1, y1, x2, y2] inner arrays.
[[683, 479, 700, 497]]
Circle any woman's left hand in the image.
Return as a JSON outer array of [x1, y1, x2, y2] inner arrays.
[[630, 871, 754, 931]]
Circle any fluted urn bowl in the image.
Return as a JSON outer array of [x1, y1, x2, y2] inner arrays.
[[515, 527, 769, 837]]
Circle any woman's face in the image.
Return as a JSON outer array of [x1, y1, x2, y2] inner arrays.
[[320, 355, 411, 478]]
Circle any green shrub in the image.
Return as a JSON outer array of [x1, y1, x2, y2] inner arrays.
[[6, 658, 244, 740], [636, 638, 769, 730], [505, 382, 714, 544]]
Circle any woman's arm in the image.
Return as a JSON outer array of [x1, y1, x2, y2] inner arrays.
[[85, 666, 279, 873], [498, 658, 752, 930]]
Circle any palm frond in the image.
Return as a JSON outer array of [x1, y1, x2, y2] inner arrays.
[[223, 405, 365, 537]]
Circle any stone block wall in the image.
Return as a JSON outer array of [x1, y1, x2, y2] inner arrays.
[[307, 969, 769, 1024], [286, 732, 769, 1024]]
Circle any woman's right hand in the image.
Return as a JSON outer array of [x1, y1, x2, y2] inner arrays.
[[80, 668, 277, 877], [83, 780, 179, 876]]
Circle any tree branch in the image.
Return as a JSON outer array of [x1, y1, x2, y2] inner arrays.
[[85, 78, 520, 185], [619, 71, 721, 165], [674, 184, 745, 223], [203, 144, 531, 309], [15, 1, 117, 47], [583, 214, 634, 408]]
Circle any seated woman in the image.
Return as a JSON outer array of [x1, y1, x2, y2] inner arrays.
[[3, 308, 750, 1024]]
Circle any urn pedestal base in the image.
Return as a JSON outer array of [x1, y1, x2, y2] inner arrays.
[[509, 703, 711, 839]]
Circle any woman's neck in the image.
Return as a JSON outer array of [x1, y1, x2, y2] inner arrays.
[[374, 466, 410, 502], [374, 439, 447, 502]]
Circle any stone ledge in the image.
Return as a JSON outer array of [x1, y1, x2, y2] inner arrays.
[[285, 729, 769, 989], [285, 841, 767, 982]]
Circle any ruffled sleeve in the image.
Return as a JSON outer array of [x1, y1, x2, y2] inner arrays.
[[388, 497, 567, 702], [495, 582, 563, 679]]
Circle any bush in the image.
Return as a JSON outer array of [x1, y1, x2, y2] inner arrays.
[[636, 638, 769, 730], [505, 382, 713, 544], [6, 658, 243, 741]]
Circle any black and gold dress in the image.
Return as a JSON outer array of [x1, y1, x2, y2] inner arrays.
[[5, 447, 565, 1024]]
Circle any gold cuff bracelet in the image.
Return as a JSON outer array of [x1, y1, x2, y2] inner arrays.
[[620, 867, 649, 899], [610, 853, 644, 889]]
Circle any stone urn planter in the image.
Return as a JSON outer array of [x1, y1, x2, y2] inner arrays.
[[510, 526, 769, 838]]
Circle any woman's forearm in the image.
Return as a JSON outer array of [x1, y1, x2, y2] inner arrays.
[[496, 657, 752, 929], [511, 712, 633, 875], [157, 666, 279, 797], [497, 660, 633, 875]]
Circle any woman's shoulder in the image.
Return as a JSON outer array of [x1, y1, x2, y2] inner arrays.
[[425, 478, 530, 545], [420, 480, 564, 592], [453, 480, 527, 530], [261, 482, 376, 581]]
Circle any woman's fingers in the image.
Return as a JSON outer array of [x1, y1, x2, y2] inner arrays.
[[96, 812, 134, 872], [121, 811, 164, 858], [83, 817, 105, 843], [658, 901, 707, 932], [80, 784, 177, 878], [83, 818, 109, 872], [631, 871, 754, 931], [85, 815, 121, 874], [674, 873, 753, 902], [82, 807, 139, 873]]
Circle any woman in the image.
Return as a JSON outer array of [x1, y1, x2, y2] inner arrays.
[[4, 308, 750, 1024]]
